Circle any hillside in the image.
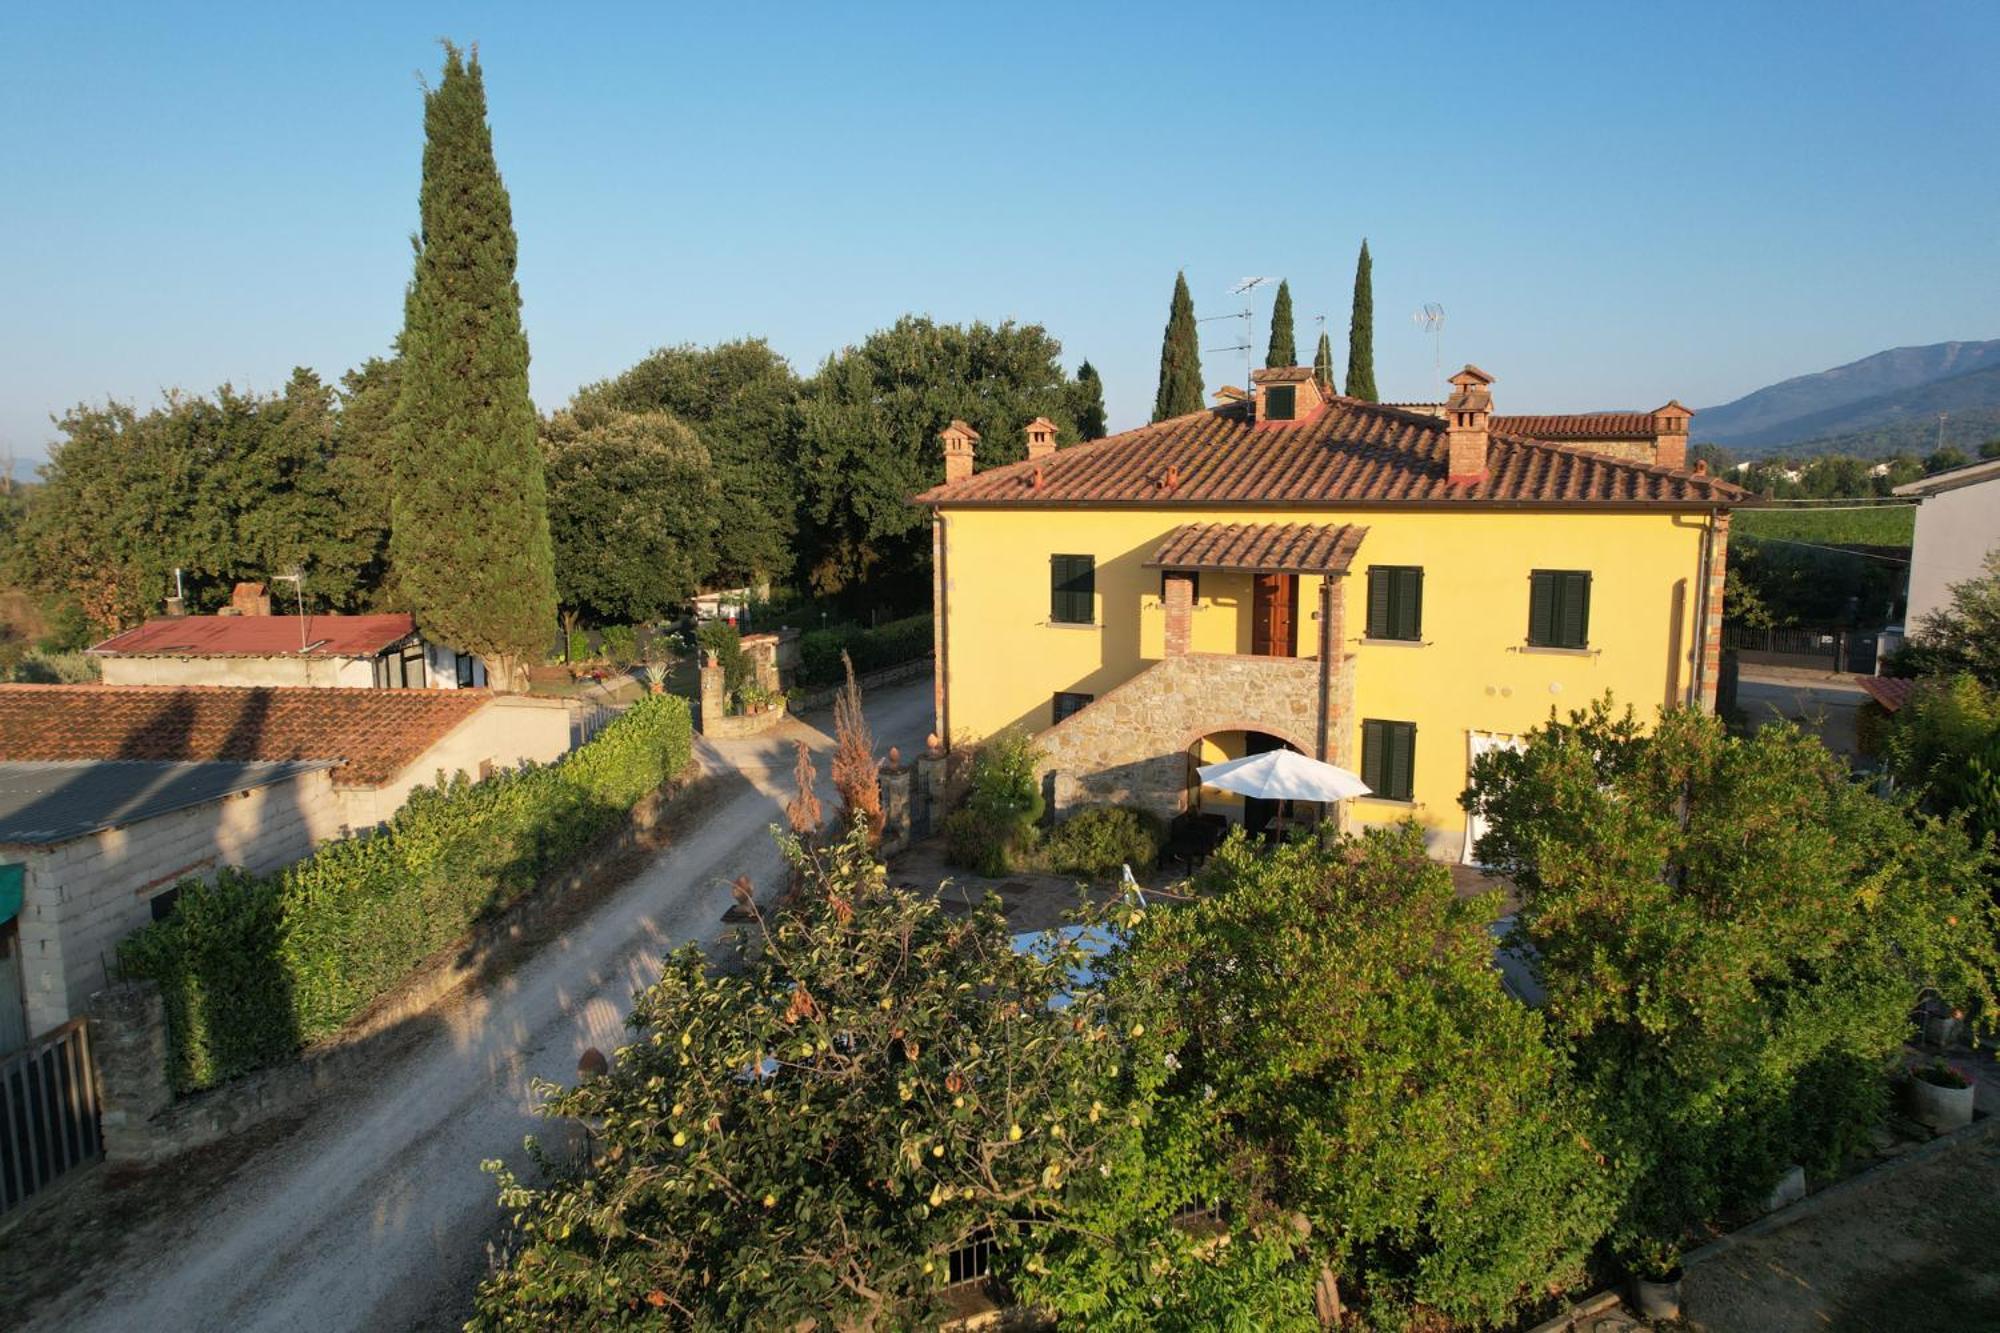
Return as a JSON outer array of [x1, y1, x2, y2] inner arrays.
[[1729, 362, 2000, 459], [1697, 339, 2000, 455]]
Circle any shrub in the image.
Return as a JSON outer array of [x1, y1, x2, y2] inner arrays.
[[565, 628, 590, 664], [472, 826, 1150, 1330], [1463, 699, 2000, 1246], [1044, 805, 1163, 879], [598, 623, 638, 669], [1045, 824, 1616, 1328], [117, 694, 694, 1093], [8, 649, 99, 684], [696, 619, 750, 696], [797, 613, 932, 687], [944, 729, 1044, 876]]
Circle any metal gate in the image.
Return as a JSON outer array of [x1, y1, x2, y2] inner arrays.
[[1, 1018, 101, 1215], [1722, 625, 1879, 675]]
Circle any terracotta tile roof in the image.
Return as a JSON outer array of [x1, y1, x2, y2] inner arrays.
[[1146, 522, 1369, 575], [1251, 366, 1317, 383], [914, 397, 1747, 509], [89, 614, 419, 659], [0, 685, 490, 787], [1855, 675, 1916, 714], [1490, 412, 1659, 442]]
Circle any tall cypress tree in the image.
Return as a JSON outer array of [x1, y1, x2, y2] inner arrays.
[[390, 43, 556, 689], [1314, 330, 1336, 388], [1265, 279, 1297, 368], [1074, 360, 1108, 440], [1345, 239, 1378, 401], [1152, 271, 1204, 421]]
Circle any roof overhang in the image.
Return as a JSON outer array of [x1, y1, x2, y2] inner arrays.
[[1144, 521, 1368, 575]]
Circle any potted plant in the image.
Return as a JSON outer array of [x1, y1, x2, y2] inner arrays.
[[1908, 1059, 1975, 1132], [1627, 1237, 1684, 1321]]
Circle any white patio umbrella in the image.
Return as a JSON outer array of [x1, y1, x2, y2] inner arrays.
[[1195, 749, 1371, 803]]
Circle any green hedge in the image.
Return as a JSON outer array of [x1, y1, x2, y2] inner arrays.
[[117, 694, 692, 1094], [797, 613, 932, 687]]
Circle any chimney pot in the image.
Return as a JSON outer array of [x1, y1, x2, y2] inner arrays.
[[1444, 365, 1494, 484], [1023, 416, 1059, 462], [939, 419, 981, 484], [230, 581, 272, 617]]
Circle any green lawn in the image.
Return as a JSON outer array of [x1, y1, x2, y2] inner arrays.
[[1734, 504, 1915, 547]]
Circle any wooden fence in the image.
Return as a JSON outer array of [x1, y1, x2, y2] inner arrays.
[[1, 1018, 101, 1215]]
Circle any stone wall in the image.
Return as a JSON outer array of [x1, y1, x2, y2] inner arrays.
[[1037, 653, 1334, 820]]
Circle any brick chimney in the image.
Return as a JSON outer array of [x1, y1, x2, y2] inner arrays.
[[1023, 416, 1058, 461], [940, 420, 980, 484], [1651, 400, 1692, 470], [229, 581, 272, 616], [1445, 365, 1494, 484]]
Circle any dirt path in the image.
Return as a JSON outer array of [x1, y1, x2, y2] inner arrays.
[[11, 682, 933, 1333], [1683, 1128, 2000, 1331]]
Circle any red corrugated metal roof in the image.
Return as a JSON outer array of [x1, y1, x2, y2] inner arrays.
[[913, 397, 1744, 508], [88, 614, 418, 659], [0, 684, 488, 787]]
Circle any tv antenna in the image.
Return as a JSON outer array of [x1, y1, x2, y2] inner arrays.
[[1199, 277, 1274, 394], [1412, 303, 1446, 398]]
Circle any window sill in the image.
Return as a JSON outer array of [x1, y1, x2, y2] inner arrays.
[[1359, 637, 1429, 648], [1044, 621, 1101, 631], [1355, 796, 1420, 808], [1517, 644, 1597, 658]]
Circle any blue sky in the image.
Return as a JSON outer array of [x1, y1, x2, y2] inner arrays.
[[3, 2, 1996, 462]]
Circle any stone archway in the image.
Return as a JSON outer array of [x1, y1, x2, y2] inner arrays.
[[1037, 653, 1329, 821]]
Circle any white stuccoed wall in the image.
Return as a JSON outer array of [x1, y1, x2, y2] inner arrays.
[[97, 655, 377, 687], [8, 768, 344, 1038], [1905, 472, 2000, 629], [330, 695, 574, 829]]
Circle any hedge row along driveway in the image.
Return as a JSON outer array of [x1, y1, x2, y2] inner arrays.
[[118, 694, 694, 1093]]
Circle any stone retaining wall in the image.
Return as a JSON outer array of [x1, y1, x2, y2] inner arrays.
[[88, 776, 688, 1167]]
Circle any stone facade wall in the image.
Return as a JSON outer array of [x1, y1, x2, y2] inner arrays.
[[12, 768, 344, 1039], [1037, 653, 1329, 820]]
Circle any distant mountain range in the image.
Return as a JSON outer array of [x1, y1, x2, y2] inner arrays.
[[1695, 340, 2000, 458]]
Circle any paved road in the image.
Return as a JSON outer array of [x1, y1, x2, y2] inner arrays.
[[1736, 670, 1871, 760], [32, 682, 933, 1333]]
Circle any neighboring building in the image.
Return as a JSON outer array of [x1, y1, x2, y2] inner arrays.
[[916, 365, 1747, 861], [88, 583, 488, 689], [0, 683, 572, 1047], [1894, 456, 2000, 629], [1373, 403, 1695, 469]]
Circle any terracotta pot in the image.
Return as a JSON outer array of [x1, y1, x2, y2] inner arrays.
[[1631, 1270, 1682, 1321], [1909, 1074, 1975, 1132]]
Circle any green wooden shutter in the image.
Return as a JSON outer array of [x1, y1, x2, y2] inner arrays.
[[1529, 571, 1555, 645], [1560, 572, 1591, 648], [1395, 568, 1423, 640], [1366, 569, 1392, 639], [1389, 722, 1416, 800], [1051, 555, 1094, 623], [1361, 720, 1384, 792]]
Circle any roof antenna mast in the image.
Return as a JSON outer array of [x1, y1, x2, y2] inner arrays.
[[1202, 276, 1273, 403], [1412, 303, 1446, 400]]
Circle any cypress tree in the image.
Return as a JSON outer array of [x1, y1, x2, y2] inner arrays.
[[1074, 361, 1108, 440], [1345, 239, 1378, 401], [1314, 330, 1336, 389], [1152, 271, 1204, 421], [1265, 279, 1297, 368], [390, 43, 557, 689]]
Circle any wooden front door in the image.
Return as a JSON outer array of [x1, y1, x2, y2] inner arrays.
[[1251, 574, 1298, 657]]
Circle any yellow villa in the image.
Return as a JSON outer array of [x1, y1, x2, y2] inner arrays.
[[914, 365, 1750, 862]]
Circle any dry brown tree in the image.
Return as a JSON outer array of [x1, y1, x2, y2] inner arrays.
[[784, 738, 822, 842], [830, 652, 882, 844]]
